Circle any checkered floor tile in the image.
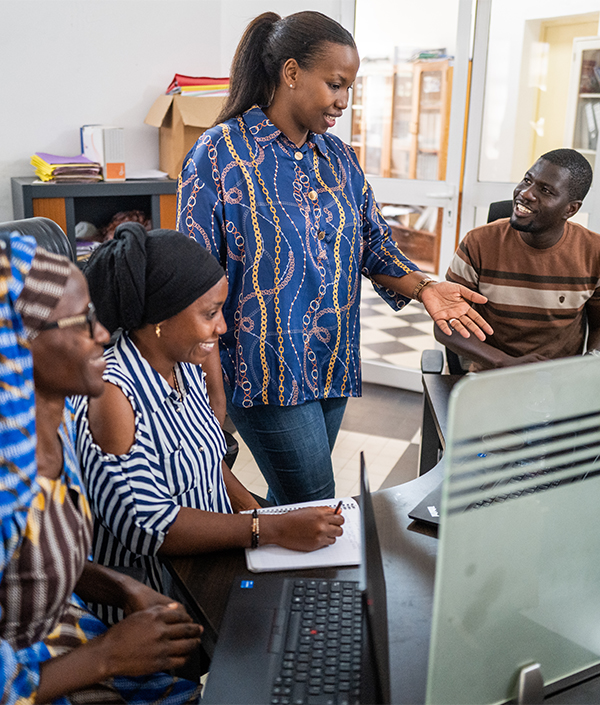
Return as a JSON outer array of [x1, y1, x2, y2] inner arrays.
[[360, 286, 436, 370]]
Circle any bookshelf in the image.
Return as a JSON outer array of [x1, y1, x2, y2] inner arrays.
[[351, 58, 453, 180], [565, 36, 600, 167], [11, 177, 178, 254], [350, 59, 452, 272]]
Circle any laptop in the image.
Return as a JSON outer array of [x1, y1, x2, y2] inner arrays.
[[202, 452, 391, 705], [407, 478, 442, 528], [408, 431, 581, 529]]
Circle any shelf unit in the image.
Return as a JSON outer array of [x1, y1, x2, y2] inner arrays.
[[351, 58, 453, 180], [11, 177, 178, 254], [565, 36, 600, 167], [350, 59, 452, 273]]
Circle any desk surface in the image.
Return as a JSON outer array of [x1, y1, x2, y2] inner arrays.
[[167, 375, 454, 703], [166, 375, 600, 704], [169, 466, 442, 703]]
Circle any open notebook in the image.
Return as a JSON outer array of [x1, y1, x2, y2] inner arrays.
[[243, 498, 361, 572]]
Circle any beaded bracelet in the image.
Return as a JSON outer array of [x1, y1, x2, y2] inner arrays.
[[251, 509, 260, 548]]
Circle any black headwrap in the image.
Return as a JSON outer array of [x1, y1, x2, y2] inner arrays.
[[84, 222, 225, 334]]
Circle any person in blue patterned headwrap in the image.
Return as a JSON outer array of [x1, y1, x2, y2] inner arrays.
[[0, 233, 203, 705]]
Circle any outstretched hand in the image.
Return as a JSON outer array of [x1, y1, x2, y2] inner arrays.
[[420, 282, 493, 341]]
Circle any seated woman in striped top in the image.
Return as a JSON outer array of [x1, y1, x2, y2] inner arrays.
[[74, 223, 343, 623]]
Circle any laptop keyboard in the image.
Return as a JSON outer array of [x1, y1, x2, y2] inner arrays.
[[271, 578, 363, 705]]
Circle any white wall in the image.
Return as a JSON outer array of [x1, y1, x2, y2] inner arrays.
[[354, 0, 460, 60], [0, 0, 354, 222], [478, 0, 600, 183]]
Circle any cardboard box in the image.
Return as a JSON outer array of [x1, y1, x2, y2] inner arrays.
[[81, 125, 126, 181], [144, 95, 226, 179]]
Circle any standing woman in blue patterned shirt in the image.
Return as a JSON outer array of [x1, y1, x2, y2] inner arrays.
[[177, 10, 493, 505]]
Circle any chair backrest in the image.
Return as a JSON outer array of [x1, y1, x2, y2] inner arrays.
[[487, 199, 513, 223], [444, 200, 513, 375], [0, 217, 75, 262]]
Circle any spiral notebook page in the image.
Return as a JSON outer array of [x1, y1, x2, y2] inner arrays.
[[243, 498, 361, 573]]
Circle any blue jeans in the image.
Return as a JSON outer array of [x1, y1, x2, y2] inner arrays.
[[225, 385, 348, 505]]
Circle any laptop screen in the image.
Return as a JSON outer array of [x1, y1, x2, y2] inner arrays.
[[360, 451, 391, 704]]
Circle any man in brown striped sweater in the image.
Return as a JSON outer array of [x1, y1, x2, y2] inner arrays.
[[437, 148, 600, 372]]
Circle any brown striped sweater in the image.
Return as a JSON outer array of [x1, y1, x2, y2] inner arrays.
[[446, 218, 600, 371]]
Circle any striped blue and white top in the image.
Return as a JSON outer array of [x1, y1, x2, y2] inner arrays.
[[73, 332, 232, 617]]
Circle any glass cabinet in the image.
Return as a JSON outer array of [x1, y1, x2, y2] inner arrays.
[[352, 58, 453, 181], [565, 36, 600, 168]]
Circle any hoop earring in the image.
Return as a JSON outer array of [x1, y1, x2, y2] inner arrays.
[[155, 323, 161, 338]]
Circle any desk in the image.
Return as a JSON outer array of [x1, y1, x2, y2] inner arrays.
[[168, 467, 442, 703], [418, 373, 461, 475], [167, 376, 455, 703], [166, 374, 600, 703]]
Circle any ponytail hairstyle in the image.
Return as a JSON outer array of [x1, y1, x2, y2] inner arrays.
[[214, 10, 356, 125]]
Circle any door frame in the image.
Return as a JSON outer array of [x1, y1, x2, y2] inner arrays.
[[342, 0, 476, 391]]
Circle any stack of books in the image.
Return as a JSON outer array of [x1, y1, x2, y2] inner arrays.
[[166, 74, 229, 97], [30, 153, 102, 183]]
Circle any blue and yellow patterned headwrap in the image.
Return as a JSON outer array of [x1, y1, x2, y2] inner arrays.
[[0, 234, 39, 571]]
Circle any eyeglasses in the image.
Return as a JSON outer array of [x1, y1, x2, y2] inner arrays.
[[40, 302, 98, 338]]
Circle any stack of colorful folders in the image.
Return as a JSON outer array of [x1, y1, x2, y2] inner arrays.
[[166, 74, 229, 97], [30, 153, 102, 183]]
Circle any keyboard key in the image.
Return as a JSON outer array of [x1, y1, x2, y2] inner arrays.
[[307, 696, 336, 705], [292, 681, 306, 704]]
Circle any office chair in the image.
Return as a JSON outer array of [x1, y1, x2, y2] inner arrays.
[[423, 199, 513, 375], [0, 217, 75, 262], [486, 199, 513, 223]]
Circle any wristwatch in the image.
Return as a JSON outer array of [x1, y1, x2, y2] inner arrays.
[[411, 277, 436, 302]]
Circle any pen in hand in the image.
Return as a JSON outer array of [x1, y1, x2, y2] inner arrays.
[[334, 500, 343, 515]]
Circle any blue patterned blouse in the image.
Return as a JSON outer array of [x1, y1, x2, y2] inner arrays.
[[177, 105, 418, 409]]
